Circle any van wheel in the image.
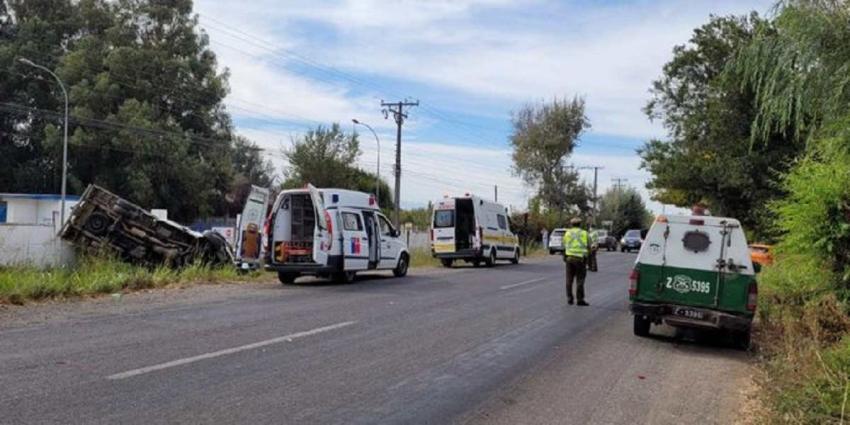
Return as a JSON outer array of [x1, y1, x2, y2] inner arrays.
[[278, 272, 299, 285], [511, 249, 520, 264], [440, 258, 453, 268], [633, 315, 651, 337], [333, 271, 356, 284], [393, 253, 409, 277], [486, 249, 497, 267]]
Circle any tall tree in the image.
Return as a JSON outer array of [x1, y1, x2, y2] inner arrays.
[[597, 186, 652, 238], [510, 97, 591, 215], [641, 14, 801, 236], [283, 123, 393, 210], [0, 0, 274, 221]]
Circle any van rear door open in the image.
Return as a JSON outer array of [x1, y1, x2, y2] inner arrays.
[[433, 199, 456, 253]]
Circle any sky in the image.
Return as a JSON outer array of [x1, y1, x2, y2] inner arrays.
[[193, 0, 774, 212]]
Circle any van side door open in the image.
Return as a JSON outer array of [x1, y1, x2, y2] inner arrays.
[[378, 214, 401, 269], [340, 209, 369, 270], [361, 211, 381, 269]]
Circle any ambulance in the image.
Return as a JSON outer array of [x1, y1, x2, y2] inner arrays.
[[430, 194, 520, 267], [628, 215, 758, 348], [264, 185, 409, 284]]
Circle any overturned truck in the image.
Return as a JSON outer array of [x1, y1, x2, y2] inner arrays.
[[61, 185, 233, 267]]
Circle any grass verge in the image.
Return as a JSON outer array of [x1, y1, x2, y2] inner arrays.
[[754, 255, 850, 424], [0, 255, 264, 305]]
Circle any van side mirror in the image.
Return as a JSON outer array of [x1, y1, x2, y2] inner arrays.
[[391, 229, 400, 238]]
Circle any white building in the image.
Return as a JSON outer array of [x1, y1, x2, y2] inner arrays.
[[0, 193, 80, 268], [0, 193, 80, 226]]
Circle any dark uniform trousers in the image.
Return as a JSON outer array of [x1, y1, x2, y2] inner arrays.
[[564, 256, 587, 302]]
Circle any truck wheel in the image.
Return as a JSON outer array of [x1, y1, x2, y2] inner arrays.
[[441, 258, 453, 268], [511, 249, 520, 264], [633, 315, 651, 337], [486, 249, 496, 267], [732, 328, 752, 350], [333, 271, 356, 284], [393, 253, 409, 277], [278, 272, 299, 285], [84, 212, 111, 236]]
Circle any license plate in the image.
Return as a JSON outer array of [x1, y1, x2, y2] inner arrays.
[[674, 308, 705, 320]]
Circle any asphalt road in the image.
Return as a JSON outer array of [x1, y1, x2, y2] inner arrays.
[[0, 252, 752, 424]]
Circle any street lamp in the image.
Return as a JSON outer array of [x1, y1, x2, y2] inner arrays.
[[19, 57, 70, 228], [352, 119, 381, 206]]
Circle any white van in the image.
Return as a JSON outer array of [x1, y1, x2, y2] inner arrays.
[[430, 194, 520, 267], [265, 185, 409, 284]]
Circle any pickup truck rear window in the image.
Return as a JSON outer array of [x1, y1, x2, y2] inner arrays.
[[683, 230, 711, 253]]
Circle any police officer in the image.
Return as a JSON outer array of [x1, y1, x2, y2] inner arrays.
[[563, 217, 591, 306]]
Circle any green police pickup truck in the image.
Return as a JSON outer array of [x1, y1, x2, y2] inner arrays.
[[628, 215, 758, 348]]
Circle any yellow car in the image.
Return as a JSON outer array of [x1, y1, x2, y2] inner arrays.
[[749, 244, 774, 267]]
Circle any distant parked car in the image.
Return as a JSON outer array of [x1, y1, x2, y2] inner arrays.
[[548, 228, 566, 255], [620, 229, 643, 253], [749, 244, 774, 267], [594, 229, 617, 251]]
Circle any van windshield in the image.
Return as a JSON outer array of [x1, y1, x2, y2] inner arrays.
[[625, 230, 641, 238], [434, 210, 454, 228]]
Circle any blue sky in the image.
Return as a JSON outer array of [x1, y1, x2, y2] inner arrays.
[[194, 0, 773, 212]]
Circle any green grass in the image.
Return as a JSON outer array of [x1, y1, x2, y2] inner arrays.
[[409, 248, 441, 268], [754, 256, 850, 424], [0, 255, 263, 305]]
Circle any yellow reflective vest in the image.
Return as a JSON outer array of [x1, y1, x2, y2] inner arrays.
[[562, 227, 589, 258]]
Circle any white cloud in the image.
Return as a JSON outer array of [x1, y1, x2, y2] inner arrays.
[[194, 0, 772, 212]]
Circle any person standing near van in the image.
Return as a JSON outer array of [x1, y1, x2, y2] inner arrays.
[[563, 217, 591, 306]]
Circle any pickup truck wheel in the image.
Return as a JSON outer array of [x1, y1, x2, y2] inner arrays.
[[633, 315, 651, 337], [278, 272, 299, 285], [510, 249, 520, 264], [732, 329, 752, 350], [393, 253, 409, 277], [472, 259, 481, 268], [440, 258, 453, 268], [486, 249, 496, 267]]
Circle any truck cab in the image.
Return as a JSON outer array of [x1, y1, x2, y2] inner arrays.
[[264, 185, 409, 284], [629, 215, 758, 348]]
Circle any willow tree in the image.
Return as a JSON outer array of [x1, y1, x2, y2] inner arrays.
[[510, 97, 591, 217]]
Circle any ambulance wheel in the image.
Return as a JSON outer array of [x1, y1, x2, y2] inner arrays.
[[278, 272, 299, 285], [486, 249, 497, 267], [333, 271, 356, 284], [393, 253, 409, 277], [441, 258, 454, 268], [510, 249, 520, 264], [633, 315, 651, 337]]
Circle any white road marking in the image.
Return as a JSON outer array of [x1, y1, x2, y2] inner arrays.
[[107, 321, 357, 380], [500, 277, 546, 290]]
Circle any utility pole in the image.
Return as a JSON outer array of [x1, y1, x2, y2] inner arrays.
[[578, 166, 603, 226], [494, 185, 498, 203], [611, 177, 628, 190], [382, 99, 418, 226]]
